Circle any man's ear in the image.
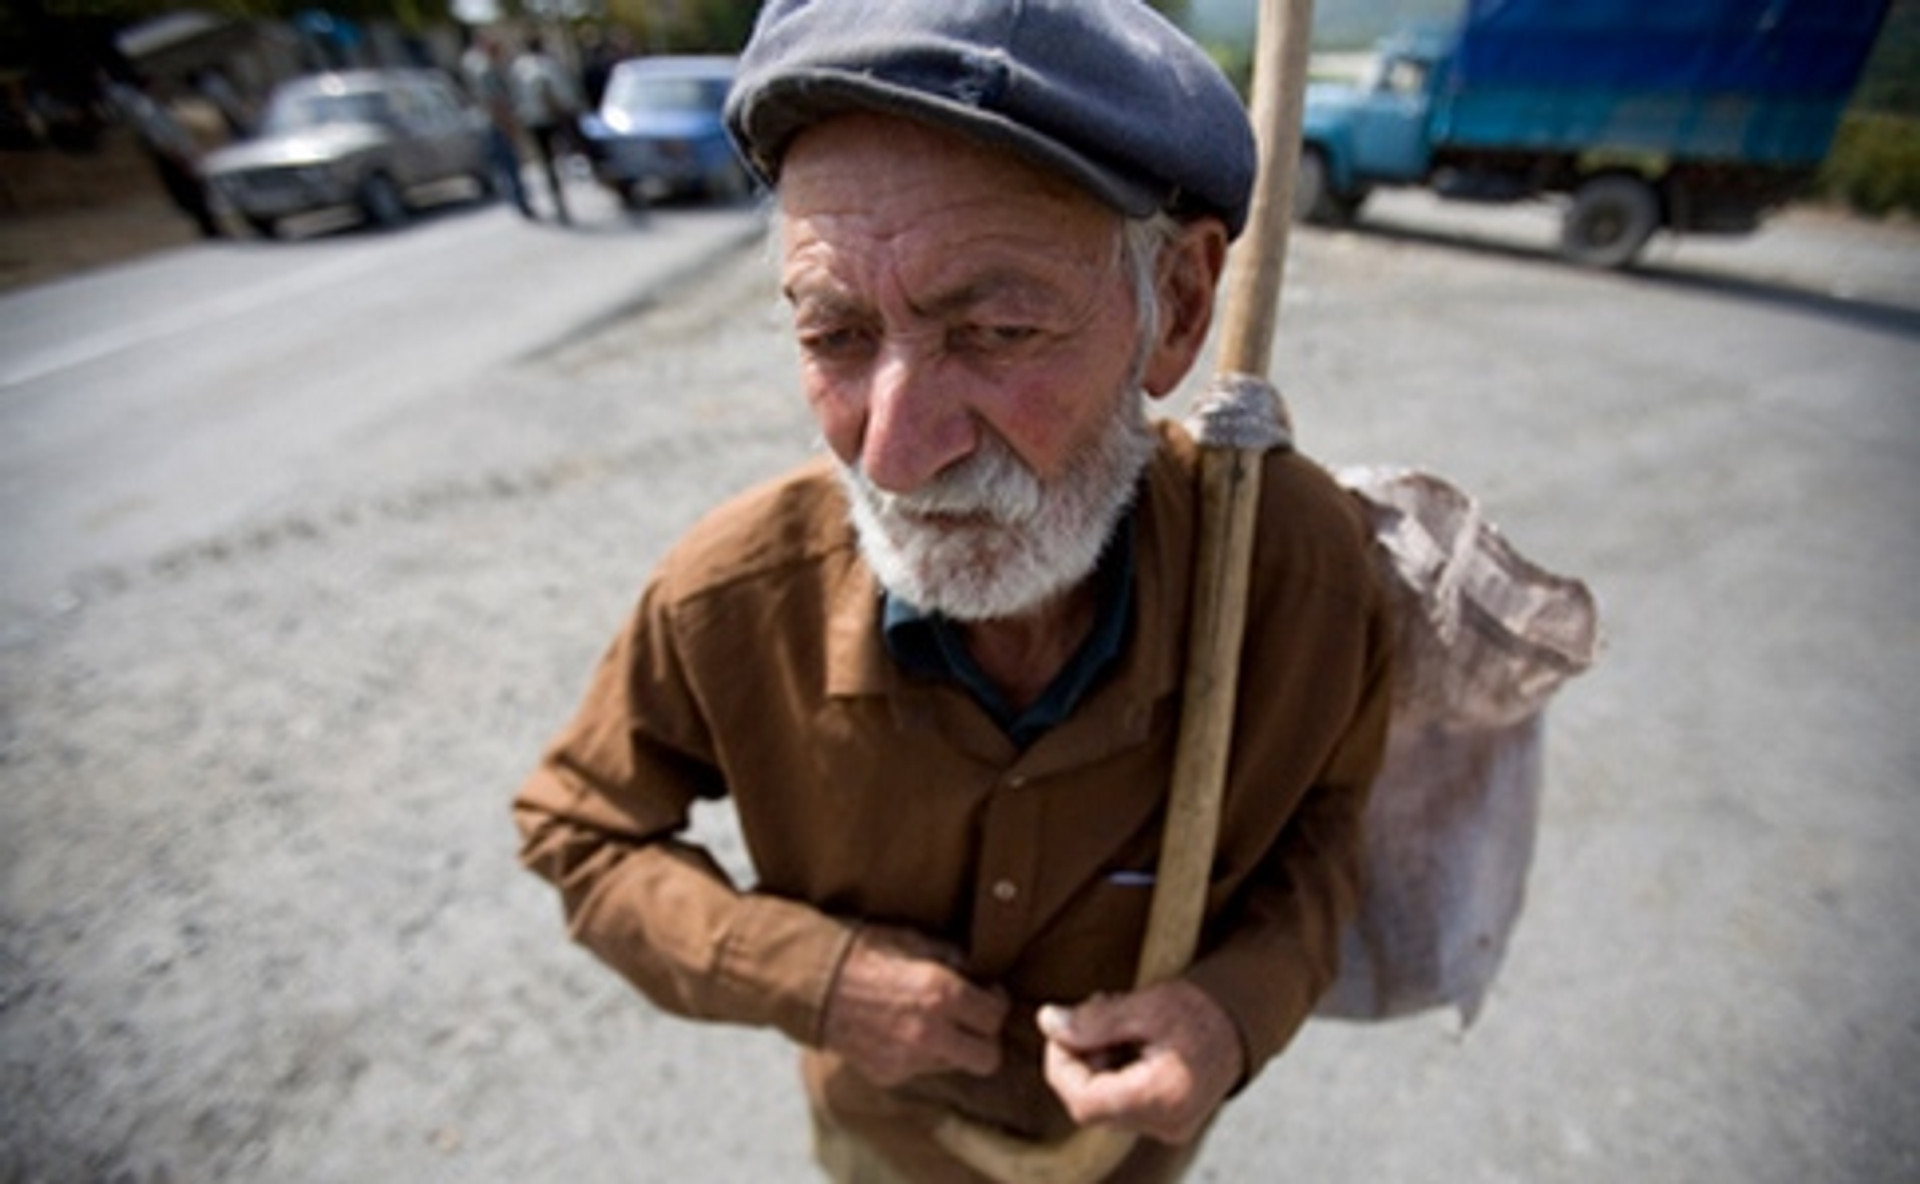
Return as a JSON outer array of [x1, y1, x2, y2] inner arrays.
[[1141, 218, 1230, 399]]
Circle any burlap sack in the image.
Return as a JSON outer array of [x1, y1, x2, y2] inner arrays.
[[1316, 466, 1600, 1024]]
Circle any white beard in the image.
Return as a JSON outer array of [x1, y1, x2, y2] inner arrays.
[[837, 395, 1158, 622]]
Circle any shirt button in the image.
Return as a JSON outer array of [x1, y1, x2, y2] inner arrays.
[[991, 879, 1019, 904]]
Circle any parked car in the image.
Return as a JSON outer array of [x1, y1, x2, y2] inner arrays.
[[577, 55, 749, 207], [199, 69, 494, 237]]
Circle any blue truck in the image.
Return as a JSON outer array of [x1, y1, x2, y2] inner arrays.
[[1296, 0, 1892, 266]]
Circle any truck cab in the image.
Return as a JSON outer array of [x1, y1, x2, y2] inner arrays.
[[1297, 24, 1451, 224]]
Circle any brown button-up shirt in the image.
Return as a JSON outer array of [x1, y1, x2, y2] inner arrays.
[[514, 423, 1393, 1181]]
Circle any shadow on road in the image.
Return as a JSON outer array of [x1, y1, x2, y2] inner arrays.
[[1628, 261, 1920, 340], [1345, 215, 1920, 341]]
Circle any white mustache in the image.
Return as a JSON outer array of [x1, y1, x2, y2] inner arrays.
[[857, 437, 1043, 525]]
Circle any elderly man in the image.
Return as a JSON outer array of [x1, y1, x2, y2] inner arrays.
[[513, 2, 1393, 1180]]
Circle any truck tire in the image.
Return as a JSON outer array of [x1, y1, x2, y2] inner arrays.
[[1561, 175, 1659, 268], [1294, 148, 1365, 226]]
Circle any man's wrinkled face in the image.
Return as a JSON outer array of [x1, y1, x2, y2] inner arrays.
[[778, 114, 1158, 621]]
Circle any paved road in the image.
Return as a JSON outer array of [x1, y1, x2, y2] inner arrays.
[[0, 187, 765, 622], [1, 194, 1916, 1183]]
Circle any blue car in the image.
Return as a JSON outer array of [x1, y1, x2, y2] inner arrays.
[[578, 55, 750, 207]]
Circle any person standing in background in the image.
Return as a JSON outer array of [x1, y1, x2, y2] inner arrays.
[[108, 75, 220, 238], [461, 30, 534, 220], [510, 34, 581, 226]]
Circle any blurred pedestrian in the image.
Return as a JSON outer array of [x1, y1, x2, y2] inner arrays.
[[109, 75, 219, 238], [510, 34, 581, 225], [580, 24, 632, 109], [461, 30, 533, 219], [190, 67, 251, 138]]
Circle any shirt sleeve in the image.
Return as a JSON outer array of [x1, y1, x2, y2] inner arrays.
[[513, 585, 859, 1048]]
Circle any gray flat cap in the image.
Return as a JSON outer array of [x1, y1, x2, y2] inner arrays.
[[725, 0, 1257, 237]]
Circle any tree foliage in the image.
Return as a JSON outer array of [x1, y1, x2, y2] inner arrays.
[[20, 0, 454, 26], [601, 0, 757, 53], [1854, 0, 1920, 117]]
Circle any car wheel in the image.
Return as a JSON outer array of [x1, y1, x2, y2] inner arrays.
[[246, 216, 280, 239], [1561, 175, 1660, 268], [359, 172, 408, 229]]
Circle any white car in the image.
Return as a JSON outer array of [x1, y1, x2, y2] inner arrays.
[[200, 69, 494, 237]]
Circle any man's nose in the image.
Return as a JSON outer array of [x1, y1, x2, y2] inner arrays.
[[859, 345, 976, 494]]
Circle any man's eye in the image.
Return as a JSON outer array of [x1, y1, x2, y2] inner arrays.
[[954, 324, 1041, 353], [799, 327, 871, 358]]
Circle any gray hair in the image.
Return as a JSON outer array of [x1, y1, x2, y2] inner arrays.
[[1117, 210, 1186, 385]]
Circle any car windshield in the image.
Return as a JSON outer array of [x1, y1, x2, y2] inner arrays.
[[261, 89, 394, 134], [605, 73, 727, 115]]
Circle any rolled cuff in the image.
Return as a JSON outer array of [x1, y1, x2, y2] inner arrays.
[[715, 891, 861, 1047]]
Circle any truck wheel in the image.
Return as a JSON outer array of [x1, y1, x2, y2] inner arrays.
[[1294, 148, 1360, 226], [1562, 176, 1659, 268]]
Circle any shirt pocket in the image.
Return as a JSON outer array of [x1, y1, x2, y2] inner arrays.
[[1008, 867, 1157, 1002]]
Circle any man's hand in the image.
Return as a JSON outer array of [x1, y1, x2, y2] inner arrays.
[[821, 925, 1009, 1087], [1038, 980, 1245, 1145]]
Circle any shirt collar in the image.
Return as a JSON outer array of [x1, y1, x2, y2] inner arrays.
[[881, 510, 1138, 747]]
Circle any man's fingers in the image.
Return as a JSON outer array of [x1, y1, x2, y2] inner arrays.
[[1039, 997, 1159, 1122], [915, 967, 1008, 1077], [956, 979, 1011, 1035], [1044, 1037, 1201, 1143], [1041, 1026, 1099, 1097], [1036, 982, 1245, 1145], [934, 1004, 1006, 1077], [1037, 995, 1140, 1053], [822, 926, 1008, 1084]]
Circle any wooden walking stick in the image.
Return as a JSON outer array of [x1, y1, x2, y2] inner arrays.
[[932, 1, 1317, 1181]]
